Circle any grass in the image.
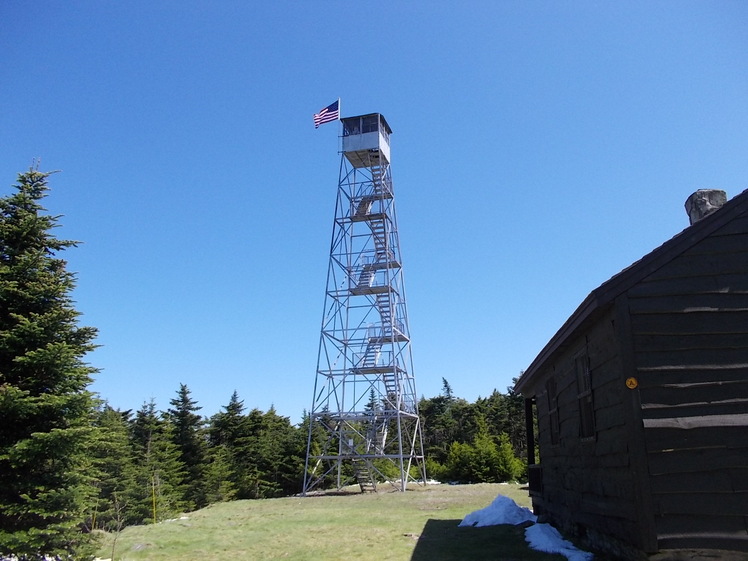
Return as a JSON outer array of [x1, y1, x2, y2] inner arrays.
[[97, 483, 568, 561]]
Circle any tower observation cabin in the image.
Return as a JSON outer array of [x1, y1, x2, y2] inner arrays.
[[302, 111, 425, 495], [341, 113, 392, 168]]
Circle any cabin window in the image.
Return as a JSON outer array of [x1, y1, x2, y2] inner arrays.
[[545, 377, 559, 446], [575, 353, 595, 439], [343, 118, 361, 136], [361, 115, 380, 134]]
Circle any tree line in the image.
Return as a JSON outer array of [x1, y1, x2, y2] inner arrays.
[[87, 377, 529, 533], [0, 169, 530, 560]]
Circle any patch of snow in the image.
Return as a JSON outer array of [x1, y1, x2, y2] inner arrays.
[[525, 523, 593, 561], [458, 494, 537, 527], [459, 494, 593, 561]]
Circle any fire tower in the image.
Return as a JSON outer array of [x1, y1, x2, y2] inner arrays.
[[303, 113, 426, 494]]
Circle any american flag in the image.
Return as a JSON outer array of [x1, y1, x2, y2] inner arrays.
[[313, 99, 340, 128]]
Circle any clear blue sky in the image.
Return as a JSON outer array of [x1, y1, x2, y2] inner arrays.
[[2, 2, 747, 423]]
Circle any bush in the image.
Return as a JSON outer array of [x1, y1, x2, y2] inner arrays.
[[442, 432, 524, 484], [424, 457, 448, 482], [496, 433, 524, 482]]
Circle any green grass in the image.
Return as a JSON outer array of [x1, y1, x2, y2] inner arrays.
[[97, 483, 567, 561]]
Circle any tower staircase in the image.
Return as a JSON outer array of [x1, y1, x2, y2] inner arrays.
[[366, 419, 388, 454], [357, 264, 376, 289], [352, 459, 376, 492], [361, 340, 382, 368]]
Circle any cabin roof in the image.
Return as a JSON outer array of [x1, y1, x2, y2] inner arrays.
[[515, 188, 748, 394]]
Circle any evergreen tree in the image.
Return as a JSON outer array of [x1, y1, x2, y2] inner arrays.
[[232, 407, 303, 499], [204, 444, 237, 503], [88, 405, 140, 530], [505, 377, 529, 459], [207, 390, 245, 447], [257, 407, 305, 497], [166, 384, 207, 509], [419, 395, 449, 462], [467, 415, 502, 482], [234, 408, 274, 499], [476, 389, 510, 436], [419, 392, 473, 463], [0, 169, 99, 559], [495, 432, 524, 482], [420, 381, 530, 484], [129, 400, 187, 522], [204, 391, 246, 502], [364, 388, 380, 413], [441, 377, 454, 402], [444, 441, 474, 482]]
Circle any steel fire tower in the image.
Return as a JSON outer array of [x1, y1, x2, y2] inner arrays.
[[303, 113, 425, 494]]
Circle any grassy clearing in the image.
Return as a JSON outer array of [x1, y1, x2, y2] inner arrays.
[[97, 483, 567, 561]]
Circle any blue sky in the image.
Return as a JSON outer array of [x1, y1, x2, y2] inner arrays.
[[2, 1, 747, 423]]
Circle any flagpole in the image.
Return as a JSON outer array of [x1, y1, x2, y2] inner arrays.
[[337, 98, 342, 141]]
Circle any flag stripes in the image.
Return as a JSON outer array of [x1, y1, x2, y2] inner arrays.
[[313, 100, 340, 128]]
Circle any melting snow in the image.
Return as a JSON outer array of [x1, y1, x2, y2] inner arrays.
[[458, 494, 537, 527], [459, 493, 593, 561], [526, 523, 594, 561]]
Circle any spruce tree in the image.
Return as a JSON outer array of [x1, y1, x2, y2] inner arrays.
[[0, 169, 99, 559], [207, 390, 245, 448], [89, 405, 139, 529], [255, 407, 304, 497], [129, 400, 187, 523], [166, 384, 207, 509], [205, 391, 245, 502]]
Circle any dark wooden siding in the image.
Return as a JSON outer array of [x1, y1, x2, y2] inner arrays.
[[533, 309, 645, 551], [627, 216, 748, 552]]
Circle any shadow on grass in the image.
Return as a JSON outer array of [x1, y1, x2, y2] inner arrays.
[[411, 519, 566, 561]]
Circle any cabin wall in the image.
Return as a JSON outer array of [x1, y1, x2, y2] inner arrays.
[[532, 307, 646, 555], [627, 214, 748, 552]]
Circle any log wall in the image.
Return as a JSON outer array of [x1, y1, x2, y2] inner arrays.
[[533, 307, 646, 554], [627, 215, 748, 552]]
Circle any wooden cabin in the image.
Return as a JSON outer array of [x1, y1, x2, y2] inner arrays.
[[514, 189, 748, 559]]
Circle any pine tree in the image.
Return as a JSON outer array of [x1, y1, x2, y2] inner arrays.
[[257, 407, 304, 497], [0, 169, 99, 559], [208, 390, 245, 448], [506, 377, 529, 459], [441, 377, 455, 402], [88, 405, 140, 530], [129, 400, 187, 522], [204, 391, 246, 502], [166, 384, 207, 509], [231, 407, 303, 499], [468, 415, 502, 483], [204, 444, 237, 503], [233, 408, 267, 499], [495, 432, 524, 482]]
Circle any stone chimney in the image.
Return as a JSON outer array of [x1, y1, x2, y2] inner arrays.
[[685, 189, 727, 225]]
